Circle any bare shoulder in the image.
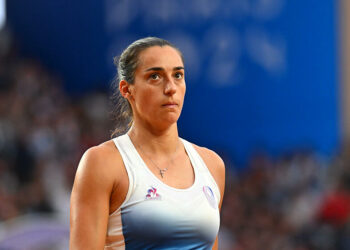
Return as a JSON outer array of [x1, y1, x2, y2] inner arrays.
[[79, 140, 122, 169], [74, 140, 124, 193], [80, 140, 122, 167], [70, 140, 125, 249], [192, 144, 225, 173]]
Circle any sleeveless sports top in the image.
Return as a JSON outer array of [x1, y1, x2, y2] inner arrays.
[[104, 134, 221, 249]]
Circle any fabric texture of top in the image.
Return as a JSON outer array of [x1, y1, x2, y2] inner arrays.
[[104, 134, 221, 250]]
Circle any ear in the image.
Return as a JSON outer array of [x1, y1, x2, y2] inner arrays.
[[119, 80, 133, 99]]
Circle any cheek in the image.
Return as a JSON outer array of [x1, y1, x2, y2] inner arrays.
[[135, 88, 158, 110], [179, 83, 186, 100]]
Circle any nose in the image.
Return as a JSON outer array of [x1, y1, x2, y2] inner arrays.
[[164, 76, 177, 96]]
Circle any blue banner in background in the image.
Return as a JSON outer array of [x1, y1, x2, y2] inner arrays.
[[6, 0, 340, 168]]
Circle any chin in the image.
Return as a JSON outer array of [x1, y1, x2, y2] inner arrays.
[[157, 115, 180, 128], [168, 113, 181, 122]]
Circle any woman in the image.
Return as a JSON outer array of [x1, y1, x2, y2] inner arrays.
[[70, 37, 225, 249]]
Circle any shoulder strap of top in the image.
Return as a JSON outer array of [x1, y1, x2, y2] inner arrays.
[[181, 139, 221, 205], [112, 134, 137, 209]]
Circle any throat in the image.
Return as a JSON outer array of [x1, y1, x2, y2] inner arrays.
[[128, 127, 180, 155]]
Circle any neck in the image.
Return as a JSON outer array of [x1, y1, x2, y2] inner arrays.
[[128, 122, 180, 155]]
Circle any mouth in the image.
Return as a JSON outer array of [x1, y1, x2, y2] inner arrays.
[[162, 102, 178, 108]]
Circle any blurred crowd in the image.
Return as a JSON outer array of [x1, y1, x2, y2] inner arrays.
[[220, 151, 350, 250], [0, 29, 112, 224], [0, 30, 349, 249]]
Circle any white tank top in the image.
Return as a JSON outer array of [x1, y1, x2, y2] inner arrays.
[[104, 134, 221, 249]]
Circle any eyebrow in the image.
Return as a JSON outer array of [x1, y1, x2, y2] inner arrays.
[[145, 66, 185, 72]]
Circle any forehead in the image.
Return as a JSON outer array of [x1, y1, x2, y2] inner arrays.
[[137, 46, 184, 70]]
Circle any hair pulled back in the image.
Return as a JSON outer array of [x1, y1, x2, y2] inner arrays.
[[111, 37, 183, 137]]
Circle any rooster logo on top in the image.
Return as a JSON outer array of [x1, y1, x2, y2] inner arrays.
[[146, 187, 161, 200]]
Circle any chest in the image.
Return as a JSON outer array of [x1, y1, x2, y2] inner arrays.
[[140, 150, 196, 189], [120, 183, 220, 247]]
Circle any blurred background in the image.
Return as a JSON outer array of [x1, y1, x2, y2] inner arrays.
[[0, 0, 349, 249]]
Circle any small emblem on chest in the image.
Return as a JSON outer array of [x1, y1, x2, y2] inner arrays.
[[145, 187, 161, 200], [203, 186, 217, 209]]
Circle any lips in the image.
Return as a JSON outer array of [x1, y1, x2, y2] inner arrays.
[[162, 102, 178, 107]]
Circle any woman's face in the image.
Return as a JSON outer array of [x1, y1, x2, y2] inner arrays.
[[127, 45, 186, 130]]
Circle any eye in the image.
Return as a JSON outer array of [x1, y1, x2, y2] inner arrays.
[[149, 73, 160, 80], [174, 72, 183, 79]]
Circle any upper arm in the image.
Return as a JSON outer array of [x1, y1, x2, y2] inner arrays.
[[195, 145, 225, 209], [70, 145, 118, 250], [194, 146, 225, 250], [208, 150, 225, 210]]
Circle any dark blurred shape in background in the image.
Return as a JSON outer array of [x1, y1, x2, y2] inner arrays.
[[0, 0, 349, 249]]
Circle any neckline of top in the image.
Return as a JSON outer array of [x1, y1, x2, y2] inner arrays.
[[124, 133, 198, 192]]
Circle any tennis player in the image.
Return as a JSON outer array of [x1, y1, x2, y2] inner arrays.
[[70, 37, 225, 249]]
